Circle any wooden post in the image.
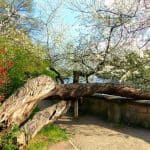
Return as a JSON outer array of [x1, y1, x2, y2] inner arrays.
[[74, 99, 79, 118]]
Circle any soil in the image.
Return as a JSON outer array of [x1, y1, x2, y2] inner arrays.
[[49, 115, 150, 150]]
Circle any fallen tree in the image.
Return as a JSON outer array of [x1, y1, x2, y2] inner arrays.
[[0, 76, 56, 129], [0, 75, 149, 149], [17, 100, 71, 149], [50, 83, 150, 100]]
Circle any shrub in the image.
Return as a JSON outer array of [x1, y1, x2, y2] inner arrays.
[[0, 36, 56, 97], [0, 125, 20, 150], [0, 48, 14, 101]]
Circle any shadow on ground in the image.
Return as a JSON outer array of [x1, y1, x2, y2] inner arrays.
[[56, 115, 150, 144]]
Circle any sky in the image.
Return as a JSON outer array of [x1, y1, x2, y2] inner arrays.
[[31, 0, 149, 57], [32, 0, 115, 41], [32, 0, 80, 40], [32, 0, 77, 24]]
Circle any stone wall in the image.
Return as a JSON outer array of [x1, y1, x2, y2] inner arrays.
[[80, 95, 150, 128]]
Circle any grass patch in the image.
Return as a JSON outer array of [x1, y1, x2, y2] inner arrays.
[[28, 124, 68, 150]]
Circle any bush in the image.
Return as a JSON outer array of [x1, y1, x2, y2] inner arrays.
[[0, 36, 56, 97], [0, 125, 20, 150], [0, 48, 14, 101]]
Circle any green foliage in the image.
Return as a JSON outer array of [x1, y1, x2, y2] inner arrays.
[[28, 142, 48, 150], [28, 125, 68, 150], [0, 33, 55, 96], [0, 0, 56, 97], [0, 113, 67, 150], [122, 52, 150, 89], [38, 124, 68, 142], [0, 125, 20, 150], [41, 69, 56, 79]]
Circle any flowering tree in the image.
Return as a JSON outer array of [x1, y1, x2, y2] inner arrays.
[[58, 0, 150, 87]]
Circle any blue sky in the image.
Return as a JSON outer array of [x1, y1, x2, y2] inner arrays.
[[31, 0, 115, 41], [32, 0, 79, 40]]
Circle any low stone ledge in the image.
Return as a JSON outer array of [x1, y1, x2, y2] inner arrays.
[[81, 95, 150, 128], [127, 104, 148, 113]]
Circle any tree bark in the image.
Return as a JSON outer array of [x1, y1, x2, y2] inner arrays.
[[0, 75, 55, 129], [50, 66, 64, 84], [17, 100, 71, 149], [0, 75, 149, 149], [0, 75, 149, 129], [50, 83, 150, 100]]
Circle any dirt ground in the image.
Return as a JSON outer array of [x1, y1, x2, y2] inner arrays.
[[49, 115, 150, 150]]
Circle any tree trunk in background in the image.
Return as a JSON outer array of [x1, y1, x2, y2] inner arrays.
[[73, 71, 80, 83], [50, 66, 64, 84]]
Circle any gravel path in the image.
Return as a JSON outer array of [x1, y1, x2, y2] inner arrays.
[[49, 115, 150, 150]]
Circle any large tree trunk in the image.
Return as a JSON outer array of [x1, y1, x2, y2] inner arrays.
[[0, 75, 55, 129], [50, 83, 150, 100], [0, 75, 150, 129], [0, 75, 149, 149], [17, 100, 71, 149]]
